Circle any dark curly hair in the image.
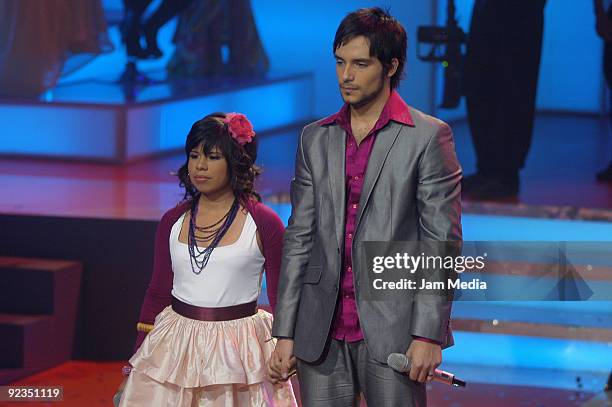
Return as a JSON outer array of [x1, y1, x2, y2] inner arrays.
[[177, 112, 262, 204]]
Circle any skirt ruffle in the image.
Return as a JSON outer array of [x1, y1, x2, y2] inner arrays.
[[120, 306, 296, 406]]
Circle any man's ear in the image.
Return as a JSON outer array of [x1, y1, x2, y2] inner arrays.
[[387, 58, 399, 78]]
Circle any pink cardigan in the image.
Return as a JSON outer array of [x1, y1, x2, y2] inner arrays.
[[134, 198, 285, 351]]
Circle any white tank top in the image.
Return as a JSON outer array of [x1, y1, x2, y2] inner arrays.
[[169, 211, 265, 307]]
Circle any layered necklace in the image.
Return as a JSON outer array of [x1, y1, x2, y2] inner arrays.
[[188, 196, 239, 274]]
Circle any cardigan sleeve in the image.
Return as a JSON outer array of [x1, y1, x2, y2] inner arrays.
[[133, 204, 186, 352], [253, 202, 286, 314]]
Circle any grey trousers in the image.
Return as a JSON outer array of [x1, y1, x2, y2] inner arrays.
[[296, 339, 426, 407]]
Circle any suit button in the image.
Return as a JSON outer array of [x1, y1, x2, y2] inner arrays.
[[333, 284, 338, 291]]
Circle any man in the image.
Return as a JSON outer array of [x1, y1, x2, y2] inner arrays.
[[462, 0, 547, 199], [594, 0, 612, 182], [268, 8, 462, 406]]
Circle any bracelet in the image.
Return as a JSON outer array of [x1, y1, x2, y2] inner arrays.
[[122, 365, 132, 377], [136, 322, 154, 333]]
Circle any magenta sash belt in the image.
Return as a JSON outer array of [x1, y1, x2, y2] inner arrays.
[[171, 296, 257, 321]]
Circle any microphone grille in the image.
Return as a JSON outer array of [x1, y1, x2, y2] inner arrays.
[[387, 353, 410, 372]]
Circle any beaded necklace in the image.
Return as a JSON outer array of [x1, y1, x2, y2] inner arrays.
[[188, 196, 239, 274]]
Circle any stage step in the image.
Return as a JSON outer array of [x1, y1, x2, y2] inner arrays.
[[0, 257, 82, 384], [0, 72, 314, 163], [0, 257, 82, 315], [0, 314, 53, 368], [0, 258, 67, 314], [451, 301, 612, 342], [442, 330, 612, 390], [453, 301, 612, 328], [452, 317, 612, 342]]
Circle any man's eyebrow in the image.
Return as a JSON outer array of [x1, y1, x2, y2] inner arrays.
[[334, 55, 372, 63]]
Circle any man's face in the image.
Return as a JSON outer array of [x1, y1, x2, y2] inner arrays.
[[335, 35, 386, 108]]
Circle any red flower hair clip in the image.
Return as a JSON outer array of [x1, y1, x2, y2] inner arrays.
[[223, 113, 256, 145]]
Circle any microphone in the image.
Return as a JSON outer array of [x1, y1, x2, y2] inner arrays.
[[387, 353, 466, 387]]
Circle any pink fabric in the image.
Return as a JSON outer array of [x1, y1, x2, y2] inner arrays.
[[121, 307, 296, 406], [134, 198, 285, 351], [412, 335, 442, 345], [320, 91, 416, 342]]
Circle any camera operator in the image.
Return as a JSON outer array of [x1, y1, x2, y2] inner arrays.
[[462, 0, 547, 199]]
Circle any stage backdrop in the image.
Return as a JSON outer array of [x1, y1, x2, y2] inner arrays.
[[435, 0, 605, 122], [70, 1, 438, 118]]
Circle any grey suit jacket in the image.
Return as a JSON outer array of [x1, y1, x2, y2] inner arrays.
[[271, 106, 462, 364]]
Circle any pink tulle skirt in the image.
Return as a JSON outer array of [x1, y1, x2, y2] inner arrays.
[[119, 306, 296, 406]]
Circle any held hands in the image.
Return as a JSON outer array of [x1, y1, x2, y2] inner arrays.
[[267, 338, 297, 387], [405, 340, 442, 383], [267, 338, 441, 384]]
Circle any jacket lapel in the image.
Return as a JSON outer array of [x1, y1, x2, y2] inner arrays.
[[327, 125, 346, 250], [355, 123, 402, 231]]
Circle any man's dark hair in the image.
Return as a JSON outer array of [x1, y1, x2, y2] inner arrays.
[[333, 7, 407, 89]]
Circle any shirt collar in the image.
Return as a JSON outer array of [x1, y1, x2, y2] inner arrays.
[[319, 90, 415, 128]]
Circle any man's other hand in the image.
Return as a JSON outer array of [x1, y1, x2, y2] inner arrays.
[[405, 340, 442, 383]]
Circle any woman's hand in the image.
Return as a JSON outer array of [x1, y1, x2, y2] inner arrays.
[[267, 339, 297, 388]]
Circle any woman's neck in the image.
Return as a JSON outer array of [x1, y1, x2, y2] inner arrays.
[[197, 188, 236, 212]]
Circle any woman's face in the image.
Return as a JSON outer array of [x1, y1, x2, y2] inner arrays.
[[188, 144, 231, 196]]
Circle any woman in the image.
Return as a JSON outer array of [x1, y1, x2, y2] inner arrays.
[[117, 112, 296, 406], [0, 0, 113, 98]]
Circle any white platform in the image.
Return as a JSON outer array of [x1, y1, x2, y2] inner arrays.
[[0, 72, 314, 163]]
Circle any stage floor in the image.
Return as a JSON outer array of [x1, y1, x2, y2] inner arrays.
[[456, 113, 612, 213], [0, 113, 610, 221], [2, 360, 599, 407], [1, 113, 610, 404]]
